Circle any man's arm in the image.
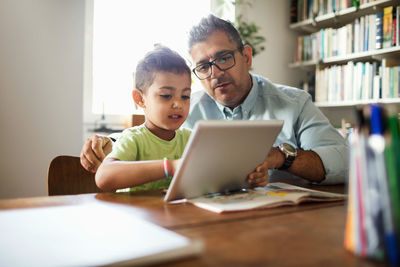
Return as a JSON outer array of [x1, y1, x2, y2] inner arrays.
[[296, 97, 348, 184], [282, 91, 348, 184], [80, 135, 113, 173], [265, 147, 325, 183]]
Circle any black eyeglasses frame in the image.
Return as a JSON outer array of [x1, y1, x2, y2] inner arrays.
[[192, 50, 237, 80]]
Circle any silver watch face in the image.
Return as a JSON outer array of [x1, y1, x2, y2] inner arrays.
[[280, 143, 297, 156]]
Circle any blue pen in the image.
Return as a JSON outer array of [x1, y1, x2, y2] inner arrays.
[[205, 188, 249, 198], [205, 192, 222, 198], [370, 104, 399, 265]]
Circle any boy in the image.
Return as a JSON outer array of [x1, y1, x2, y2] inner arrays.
[[95, 45, 268, 192]]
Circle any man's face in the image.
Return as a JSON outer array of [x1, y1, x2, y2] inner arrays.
[[190, 30, 253, 109]]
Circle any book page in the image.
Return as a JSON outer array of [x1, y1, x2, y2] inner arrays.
[[188, 182, 346, 213], [268, 182, 347, 199]]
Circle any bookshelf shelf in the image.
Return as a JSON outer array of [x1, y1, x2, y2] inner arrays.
[[290, 0, 399, 32], [315, 98, 400, 107], [288, 60, 319, 70], [289, 46, 400, 68]]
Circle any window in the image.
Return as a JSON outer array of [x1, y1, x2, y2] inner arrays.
[[84, 0, 214, 125]]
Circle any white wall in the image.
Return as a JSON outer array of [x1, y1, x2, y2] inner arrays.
[[0, 0, 84, 198], [237, 0, 305, 87]]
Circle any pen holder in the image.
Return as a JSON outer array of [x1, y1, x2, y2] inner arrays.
[[344, 104, 400, 265]]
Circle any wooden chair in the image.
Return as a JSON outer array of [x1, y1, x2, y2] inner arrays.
[[47, 116, 146, 196], [47, 155, 106, 196]]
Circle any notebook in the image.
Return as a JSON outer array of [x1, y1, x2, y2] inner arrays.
[[0, 203, 203, 266], [164, 120, 284, 202]]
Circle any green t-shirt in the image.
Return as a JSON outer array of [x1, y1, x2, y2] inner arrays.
[[107, 124, 191, 192]]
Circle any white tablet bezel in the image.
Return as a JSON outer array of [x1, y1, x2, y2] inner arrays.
[[164, 120, 283, 202]]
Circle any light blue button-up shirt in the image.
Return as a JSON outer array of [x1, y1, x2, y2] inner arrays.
[[183, 74, 348, 184]]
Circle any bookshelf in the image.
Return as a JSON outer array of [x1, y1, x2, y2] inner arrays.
[[290, 0, 398, 32], [289, 0, 400, 111]]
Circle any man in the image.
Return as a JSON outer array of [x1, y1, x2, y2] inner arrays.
[[81, 14, 348, 184]]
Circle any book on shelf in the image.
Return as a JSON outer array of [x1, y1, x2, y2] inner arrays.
[[376, 10, 384, 49], [383, 6, 393, 48], [382, 58, 390, 98], [290, 0, 298, 23], [397, 6, 400, 46], [187, 182, 346, 214], [393, 5, 397, 46]]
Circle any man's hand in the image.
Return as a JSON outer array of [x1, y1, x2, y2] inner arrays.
[[80, 135, 113, 173], [246, 164, 268, 187], [246, 147, 285, 187], [256, 147, 326, 183]]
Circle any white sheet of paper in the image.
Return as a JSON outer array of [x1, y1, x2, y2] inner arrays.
[[0, 202, 202, 266]]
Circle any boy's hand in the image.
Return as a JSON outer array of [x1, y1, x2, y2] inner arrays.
[[246, 164, 268, 187], [80, 135, 113, 173]]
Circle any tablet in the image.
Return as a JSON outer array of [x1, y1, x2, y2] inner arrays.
[[164, 120, 284, 202]]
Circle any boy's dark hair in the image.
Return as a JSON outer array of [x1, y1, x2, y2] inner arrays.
[[135, 45, 191, 91], [188, 14, 244, 54]]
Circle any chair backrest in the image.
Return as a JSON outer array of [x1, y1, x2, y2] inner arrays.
[[48, 155, 106, 196]]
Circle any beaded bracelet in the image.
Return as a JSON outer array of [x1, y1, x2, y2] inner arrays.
[[163, 157, 169, 178]]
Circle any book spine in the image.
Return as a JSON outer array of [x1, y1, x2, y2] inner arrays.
[[376, 11, 383, 49], [393, 6, 397, 47], [365, 14, 369, 51], [308, 0, 313, 19], [397, 66, 400, 97], [383, 6, 393, 48], [394, 66, 399, 98], [397, 6, 400, 46], [381, 58, 388, 99], [290, 0, 298, 23], [297, 0, 303, 22], [355, 18, 360, 53], [373, 62, 380, 100], [390, 67, 394, 98]]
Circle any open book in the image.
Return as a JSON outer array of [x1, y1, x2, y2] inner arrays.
[[187, 182, 346, 214]]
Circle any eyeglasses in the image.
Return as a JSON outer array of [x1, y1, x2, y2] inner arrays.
[[192, 51, 236, 80]]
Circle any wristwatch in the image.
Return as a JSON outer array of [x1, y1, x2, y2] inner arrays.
[[278, 143, 297, 170]]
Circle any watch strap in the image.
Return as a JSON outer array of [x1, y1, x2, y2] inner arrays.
[[279, 155, 295, 170], [278, 144, 297, 170]]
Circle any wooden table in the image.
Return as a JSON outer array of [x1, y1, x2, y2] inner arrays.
[[0, 180, 387, 267]]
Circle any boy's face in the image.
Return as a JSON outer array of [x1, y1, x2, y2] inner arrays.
[[138, 71, 191, 136], [190, 30, 253, 109]]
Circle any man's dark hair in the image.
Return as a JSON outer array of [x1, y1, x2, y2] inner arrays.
[[188, 14, 244, 53], [135, 45, 191, 92]]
